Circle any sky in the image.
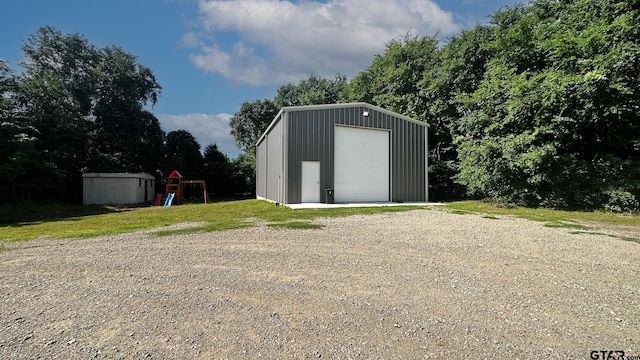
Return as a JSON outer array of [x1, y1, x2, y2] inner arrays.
[[1, 0, 523, 158]]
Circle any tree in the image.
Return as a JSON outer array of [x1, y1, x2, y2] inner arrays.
[[130, 111, 165, 176], [13, 26, 165, 202], [342, 35, 439, 119], [164, 130, 204, 180], [230, 152, 256, 196], [455, 0, 640, 211], [419, 25, 495, 199], [274, 74, 347, 108], [0, 60, 56, 202], [17, 26, 99, 201], [203, 144, 233, 198], [0, 60, 15, 117], [229, 99, 278, 154], [91, 46, 163, 173], [230, 75, 348, 155], [0, 61, 19, 188]]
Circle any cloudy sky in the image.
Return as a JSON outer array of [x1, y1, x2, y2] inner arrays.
[[1, 0, 523, 158]]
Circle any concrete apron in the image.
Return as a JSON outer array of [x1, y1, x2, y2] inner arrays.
[[283, 202, 445, 210]]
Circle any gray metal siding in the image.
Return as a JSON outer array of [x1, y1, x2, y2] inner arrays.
[[285, 106, 427, 203], [286, 110, 326, 203], [256, 139, 267, 198], [266, 118, 284, 202], [255, 113, 286, 203], [391, 118, 427, 202]]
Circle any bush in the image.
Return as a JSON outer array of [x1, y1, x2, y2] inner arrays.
[[603, 189, 639, 213]]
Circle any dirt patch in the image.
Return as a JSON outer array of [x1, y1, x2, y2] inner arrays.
[[1, 210, 638, 358]]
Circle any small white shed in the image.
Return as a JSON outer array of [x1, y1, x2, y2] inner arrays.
[[82, 172, 156, 205]]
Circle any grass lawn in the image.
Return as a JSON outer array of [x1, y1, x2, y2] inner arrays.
[[446, 201, 640, 244], [0, 200, 424, 242], [1, 199, 638, 244], [446, 200, 640, 227]]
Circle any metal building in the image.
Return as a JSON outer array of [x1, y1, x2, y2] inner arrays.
[[256, 103, 429, 204], [82, 172, 156, 205]]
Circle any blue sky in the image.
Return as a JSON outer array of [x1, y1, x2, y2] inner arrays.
[[1, 0, 523, 158]]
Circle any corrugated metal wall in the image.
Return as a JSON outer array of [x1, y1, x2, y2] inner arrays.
[[256, 113, 286, 203], [256, 138, 267, 199], [285, 105, 427, 203]]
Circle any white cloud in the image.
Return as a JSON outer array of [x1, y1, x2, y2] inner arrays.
[[189, 0, 461, 86], [156, 113, 242, 158], [180, 32, 203, 48], [189, 42, 282, 86]]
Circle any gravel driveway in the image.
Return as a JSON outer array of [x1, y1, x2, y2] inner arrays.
[[1, 209, 639, 359]]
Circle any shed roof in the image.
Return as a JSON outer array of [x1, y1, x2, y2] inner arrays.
[[256, 102, 429, 147]]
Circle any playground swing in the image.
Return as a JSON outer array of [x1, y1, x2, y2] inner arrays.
[[164, 170, 209, 206], [182, 180, 209, 203]]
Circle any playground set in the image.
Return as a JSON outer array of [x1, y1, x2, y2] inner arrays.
[[159, 170, 209, 207]]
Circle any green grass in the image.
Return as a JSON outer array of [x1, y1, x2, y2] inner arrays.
[[569, 231, 640, 244], [445, 201, 640, 244], [0, 200, 423, 242], [267, 221, 323, 230], [445, 200, 640, 227], [543, 221, 591, 230], [3, 199, 638, 245]]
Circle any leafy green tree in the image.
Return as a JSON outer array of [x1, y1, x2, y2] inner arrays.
[[339, 70, 375, 105], [0, 60, 57, 202], [274, 74, 347, 108], [229, 99, 278, 154], [0, 60, 16, 115], [341, 35, 439, 119], [455, 0, 640, 211], [419, 26, 495, 199], [203, 144, 233, 198], [230, 152, 256, 196], [0, 61, 18, 187], [13, 26, 165, 202], [17, 26, 99, 201], [131, 111, 165, 176], [91, 46, 163, 173], [164, 130, 204, 180], [87, 110, 165, 176]]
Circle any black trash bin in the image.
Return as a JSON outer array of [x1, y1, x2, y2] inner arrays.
[[325, 188, 334, 204]]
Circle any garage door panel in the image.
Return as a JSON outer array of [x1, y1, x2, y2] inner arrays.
[[334, 126, 389, 202]]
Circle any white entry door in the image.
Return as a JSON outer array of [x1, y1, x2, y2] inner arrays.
[[301, 161, 320, 203], [334, 126, 390, 202]]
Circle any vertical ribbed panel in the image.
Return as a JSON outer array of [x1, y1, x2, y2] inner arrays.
[[255, 114, 285, 203], [256, 139, 267, 198], [254, 104, 427, 204], [267, 119, 283, 202], [388, 119, 427, 202], [286, 109, 331, 203]]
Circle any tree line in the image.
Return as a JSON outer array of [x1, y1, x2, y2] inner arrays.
[[2, 0, 638, 211], [230, 0, 640, 212], [0, 26, 253, 204]]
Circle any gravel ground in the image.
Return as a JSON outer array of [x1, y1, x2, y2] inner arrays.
[[1, 209, 639, 359]]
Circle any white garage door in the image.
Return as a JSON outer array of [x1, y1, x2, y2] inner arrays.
[[334, 126, 390, 202]]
